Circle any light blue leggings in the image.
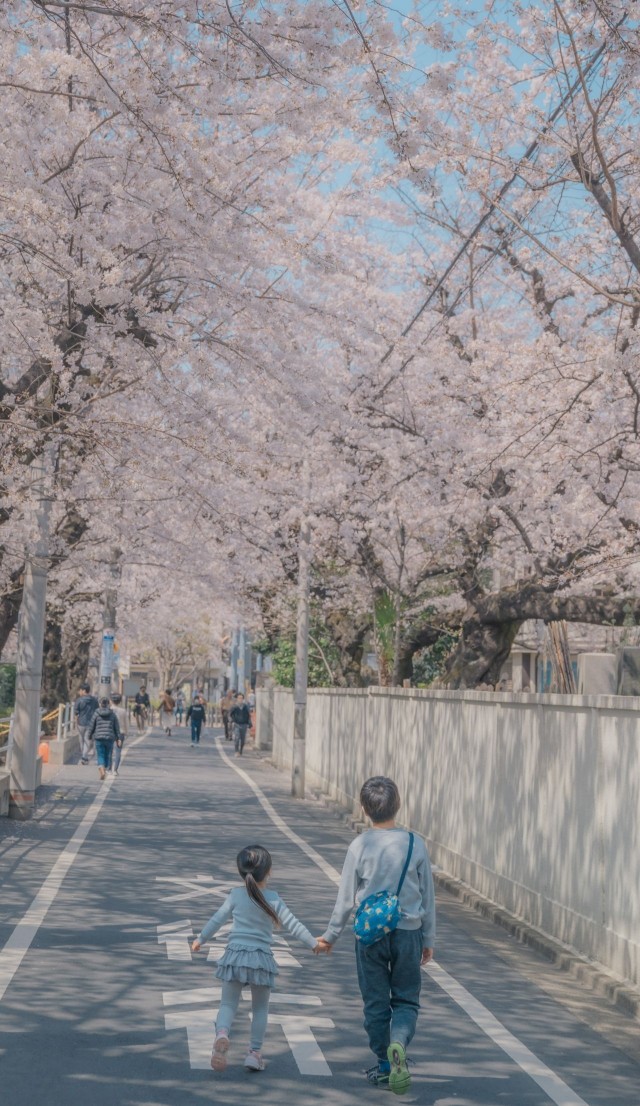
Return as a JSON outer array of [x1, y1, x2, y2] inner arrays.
[[216, 980, 271, 1051]]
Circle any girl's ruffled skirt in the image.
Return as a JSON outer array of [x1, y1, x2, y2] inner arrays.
[[214, 945, 278, 988]]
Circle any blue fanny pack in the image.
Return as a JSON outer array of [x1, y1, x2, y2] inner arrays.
[[353, 832, 415, 947]]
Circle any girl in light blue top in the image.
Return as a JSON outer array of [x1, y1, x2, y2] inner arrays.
[[192, 844, 324, 1073]]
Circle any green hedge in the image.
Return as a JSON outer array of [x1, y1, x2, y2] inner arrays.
[[0, 664, 16, 713]]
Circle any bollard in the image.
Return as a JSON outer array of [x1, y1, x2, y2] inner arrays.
[[63, 702, 71, 739], [56, 703, 64, 742]]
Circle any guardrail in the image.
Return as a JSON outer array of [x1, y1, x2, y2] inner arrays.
[[0, 704, 71, 770]]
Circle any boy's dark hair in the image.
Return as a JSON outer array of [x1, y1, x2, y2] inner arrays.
[[360, 776, 401, 823], [99, 697, 110, 708], [111, 693, 122, 704]]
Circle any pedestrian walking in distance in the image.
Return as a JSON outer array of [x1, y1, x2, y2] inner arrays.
[[87, 697, 121, 781], [75, 682, 99, 765], [175, 689, 186, 727], [133, 684, 150, 732], [230, 692, 251, 757], [316, 776, 435, 1094], [220, 689, 234, 741], [109, 693, 128, 776], [192, 845, 327, 1073], [160, 688, 175, 735], [186, 694, 206, 746]]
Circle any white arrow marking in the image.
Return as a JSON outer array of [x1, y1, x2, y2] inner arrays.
[[164, 1008, 215, 1070], [269, 1014, 334, 1076], [165, 1007, 334, 1074], [163, 987, 322, 1007], [157, 929, 194, 961], [156, 919, 193, 934]]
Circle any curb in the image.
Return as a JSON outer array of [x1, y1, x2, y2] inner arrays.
[[294, 777, 640, 1025], [432, 871, 640, 1023]]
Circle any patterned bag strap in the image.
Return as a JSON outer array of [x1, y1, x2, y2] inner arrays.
[[395, 832, 415, 897]]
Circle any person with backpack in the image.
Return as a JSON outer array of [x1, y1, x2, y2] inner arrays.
[[109, 693, 128, 776], [229, 692, 251, 757], [160, 688, 176, 735], [186, 694, 206, 746], [316, 776, 435, 1094], [75, 682, 99, 765], [87, 697, 121, 781]]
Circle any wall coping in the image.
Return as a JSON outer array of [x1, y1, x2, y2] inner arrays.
[[265, 685, 640, 712]]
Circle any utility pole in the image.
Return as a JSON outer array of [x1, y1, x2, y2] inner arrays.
[[98, 550, 121, 701], [230, 625, 240, 691], [9, 450, 53, 820], [292, 457, 311, 799]]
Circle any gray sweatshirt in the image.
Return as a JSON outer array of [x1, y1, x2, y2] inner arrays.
[[322, 828, 436, 946], [198, 886, 317, 954]]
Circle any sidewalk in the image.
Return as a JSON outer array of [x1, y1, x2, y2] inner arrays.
[[0, 727, 639, 1106]]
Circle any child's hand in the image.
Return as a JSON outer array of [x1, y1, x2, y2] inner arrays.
[[421, 947, 433, 965], [313, 938, 332, 955], [191, 939, 202, 953]]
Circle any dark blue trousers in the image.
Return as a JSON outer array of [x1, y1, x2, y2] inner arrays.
[[355, 928, 422, 1061]]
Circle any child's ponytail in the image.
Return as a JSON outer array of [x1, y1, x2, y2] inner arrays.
[[237, 845, 280, 926]]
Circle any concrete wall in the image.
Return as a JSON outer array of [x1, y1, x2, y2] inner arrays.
[[265, 686, 640, 990]]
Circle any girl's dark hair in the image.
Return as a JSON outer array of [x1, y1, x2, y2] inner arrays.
[[237, 846, 279, 926], [360, 776, 401, 823]]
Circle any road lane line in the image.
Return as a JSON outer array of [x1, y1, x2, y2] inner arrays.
[[215, 739, 342, 886], [216, 739, 593, 1106], [428, 962, 589, 1106], [0, 727, 149, 1004]]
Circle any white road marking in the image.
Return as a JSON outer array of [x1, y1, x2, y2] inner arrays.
[[215, 738, 342, 885], [216, 738, 595, 1106], [163, 987, 322, 1007], [164, 1008, 214, 1069], [157, 920, 194, 961], [0, 728, 151, 1004], [165, 1006, 334, 1073], [156, 876, 230, 902], [269, 1014, 334, 1076], [157, 918, 193, 933], [427, 962, 590, 1106]]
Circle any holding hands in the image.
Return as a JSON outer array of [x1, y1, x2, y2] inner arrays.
[[313, 938, 333, 955]]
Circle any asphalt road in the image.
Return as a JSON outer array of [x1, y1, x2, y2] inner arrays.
[[0, 726, 638, 1106]]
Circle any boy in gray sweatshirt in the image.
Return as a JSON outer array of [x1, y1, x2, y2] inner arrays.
[[317, 776, 435, 1094]]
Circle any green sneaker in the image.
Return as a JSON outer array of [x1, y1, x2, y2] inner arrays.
[[387, 1042, 411, 1095]]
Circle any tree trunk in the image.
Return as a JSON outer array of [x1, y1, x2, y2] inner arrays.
[[42, 611, 69, 711], [65, 621, 95, 699], [0, 567, 24, 657], [443, 585, 640, 689], [325, 610, 369, 687], [444, 616, 521, 689]]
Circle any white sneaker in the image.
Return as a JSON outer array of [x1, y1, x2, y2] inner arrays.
[[211, 1033, 229, 1072], [244, 1049, 265, 1071]]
